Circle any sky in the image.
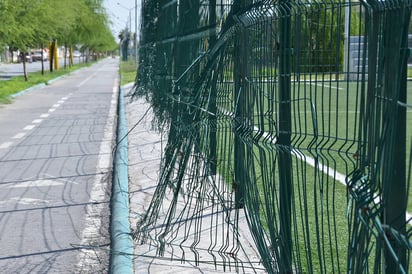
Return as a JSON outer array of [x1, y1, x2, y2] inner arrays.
[[103, 0, 142, 40]]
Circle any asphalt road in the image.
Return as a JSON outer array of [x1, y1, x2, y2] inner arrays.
[[0, 58, 118, 273], [0, 57, 83, 79]]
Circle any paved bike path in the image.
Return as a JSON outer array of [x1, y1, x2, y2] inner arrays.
[[0, 58, 118, 273]]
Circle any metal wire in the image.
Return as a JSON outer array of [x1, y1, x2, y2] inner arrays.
[[132, 0, 412, 273]]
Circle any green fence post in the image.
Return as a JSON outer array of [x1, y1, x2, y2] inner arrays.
[[278, 1, 293, 273], [208, 0, 218, 175], [381, 6, 410, 274], [362, 1, 411, 272], [233, 0, 252, 209]]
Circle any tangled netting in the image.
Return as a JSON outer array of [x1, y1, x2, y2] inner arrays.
[[132, 0, 412, 273]]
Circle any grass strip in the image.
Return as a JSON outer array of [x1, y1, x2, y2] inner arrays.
[[0, 62, 93, 104], [119, 61, 137, 86]]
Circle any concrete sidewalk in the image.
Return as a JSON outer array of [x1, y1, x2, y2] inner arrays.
[[124, 85, 267, 274]]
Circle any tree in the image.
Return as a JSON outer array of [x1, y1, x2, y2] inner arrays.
[[19, 1, 43, 79], [118, 29, 131, 61], [71, 0, 117, 63], [0, 0, 117, 78], [295, 3, 344, 73]]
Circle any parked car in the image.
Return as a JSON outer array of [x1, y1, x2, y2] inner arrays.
[[18, 52, 32, 63], [73, 50, 83, 57], [31, 49, 48, 61]]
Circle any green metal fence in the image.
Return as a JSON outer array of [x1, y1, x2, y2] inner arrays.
[[132, 0, 412, 273]]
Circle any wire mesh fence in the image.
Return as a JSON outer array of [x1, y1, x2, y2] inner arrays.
[[132, 0, 412, 273]]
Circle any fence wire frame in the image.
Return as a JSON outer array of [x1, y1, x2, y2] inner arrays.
[[133, 0, 412, 273]]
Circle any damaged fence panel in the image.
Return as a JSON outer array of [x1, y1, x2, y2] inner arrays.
[[132, 0, 412, 273]]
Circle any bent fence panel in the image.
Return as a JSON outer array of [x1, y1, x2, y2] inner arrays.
[[133, 0, 412, 273]]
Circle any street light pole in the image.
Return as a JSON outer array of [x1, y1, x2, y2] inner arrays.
[[117, 3, 132, 31], [128, 10, 131, 34], [135, 0, 138, 65], [344, 2, 350, 80]]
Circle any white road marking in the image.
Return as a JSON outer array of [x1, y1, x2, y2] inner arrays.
[[6, 179, 63, 188], [32, 119, 43, 124], [23, 125, 36, 130], [61, 97, 68, 100], [0, 197, 50, 206], [40, 113, 50, 118], [12, 133, 26, 139], [58, 100, 65, 104], [0, 142, 13, 149], [77, 73, 97, 87], [53, 104, 60, 108], [77, 77, 118, 269], [48, 108, 56, 112]]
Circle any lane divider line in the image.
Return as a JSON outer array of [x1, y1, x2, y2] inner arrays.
[[77, 72, 97, 88], [0, 93, 64, 151], [77, 77, 122, 272], [23, 125, 36, 131], [12, 133, 26, 139], [0, 142, 13, 149]]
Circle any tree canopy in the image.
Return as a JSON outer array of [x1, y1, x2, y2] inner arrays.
[[0, 0, 117, 54]]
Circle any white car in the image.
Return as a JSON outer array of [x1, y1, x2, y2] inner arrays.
[[73, 51, 83, 57], [31, 49, 48, 61], [18, 52, 32, 63]]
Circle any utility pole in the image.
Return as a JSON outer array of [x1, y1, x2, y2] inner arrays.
[[135, 0, 138, 64]]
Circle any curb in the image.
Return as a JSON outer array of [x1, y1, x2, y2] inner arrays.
[[10, 63, 95, 99], [109, 85, 134, 273], [11, 83, 46, 98], [46, 75, 65, 85]]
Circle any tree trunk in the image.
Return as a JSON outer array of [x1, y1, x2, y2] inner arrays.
[[64, 44, 67, 69], [22, 54, 28, 81], [41, 43, 45, 75], [49, 41, 55, 72], [69, 47, 73, 67]]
